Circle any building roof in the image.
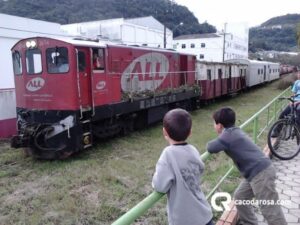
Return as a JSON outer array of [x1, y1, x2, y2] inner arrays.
[[62, 16, 170, 33], [125, 16, 168, 32], [174, 33, 221, 40]]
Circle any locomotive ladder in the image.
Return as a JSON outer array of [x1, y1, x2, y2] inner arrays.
[[80, 108, 93, 149]]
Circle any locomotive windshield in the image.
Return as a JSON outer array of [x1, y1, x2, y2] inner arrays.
[[12, 51, 22, 75], [26, 48, 42, 74], [46, 47, 69, 73]]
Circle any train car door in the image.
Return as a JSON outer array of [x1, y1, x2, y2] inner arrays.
[[264, 65, 267, 81], [91, 48, 111, 106], [228, 65, 232, 92], [216, 67, 223, 97], [180, 55, 188, 86], [76, 47, 92, 109]]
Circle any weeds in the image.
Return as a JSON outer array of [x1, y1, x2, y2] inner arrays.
[[0, 80, 285, 225]]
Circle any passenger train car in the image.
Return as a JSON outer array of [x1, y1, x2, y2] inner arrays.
[[196, 61, 247, 101], [226, 59, 280, 87], [10, 37, 280, 159]]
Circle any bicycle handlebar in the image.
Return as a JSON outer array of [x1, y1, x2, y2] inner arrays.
[[278, 93, 300, 102]]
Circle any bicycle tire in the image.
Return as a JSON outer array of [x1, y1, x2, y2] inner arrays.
[[267, 119, 300, 160]]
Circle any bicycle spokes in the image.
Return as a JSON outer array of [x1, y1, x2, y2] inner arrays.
[[268, 119, 300, 160]]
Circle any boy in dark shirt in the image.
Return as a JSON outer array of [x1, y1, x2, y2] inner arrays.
[[207, 107, 286, 225], [152, 108, 214, 225]]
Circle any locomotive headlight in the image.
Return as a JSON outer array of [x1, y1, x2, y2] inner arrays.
[[30, 40, 37, 48], [26, 40, 37, 49], [26, 41, 31, 48]]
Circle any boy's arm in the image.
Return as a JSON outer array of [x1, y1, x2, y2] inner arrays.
[[206, 137, 228, 154], [152, 151, 174, 193]]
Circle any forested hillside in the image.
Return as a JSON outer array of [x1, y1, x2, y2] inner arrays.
[[0, 0, 216, 37], [249, 14, 300, 52]]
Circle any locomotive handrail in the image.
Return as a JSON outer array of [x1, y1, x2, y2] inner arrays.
[[112, 87, 291, 225]]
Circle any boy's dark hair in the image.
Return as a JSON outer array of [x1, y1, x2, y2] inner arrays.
[[213, 107, 236, 128], [163, 108, 192, 141]]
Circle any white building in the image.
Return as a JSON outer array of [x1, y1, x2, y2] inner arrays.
[[0, 13, 69, 138], [61, 16, 173, 48], [173, 23, 249, 62]]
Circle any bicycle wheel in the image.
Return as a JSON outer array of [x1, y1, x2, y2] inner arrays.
[[267, 119, 300, 160]]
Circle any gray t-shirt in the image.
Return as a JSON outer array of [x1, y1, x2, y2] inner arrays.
[[152, 144, 213, 225], [207, 127, 271, 181]]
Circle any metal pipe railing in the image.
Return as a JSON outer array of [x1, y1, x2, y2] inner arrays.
[[112, 87, 291, 225]]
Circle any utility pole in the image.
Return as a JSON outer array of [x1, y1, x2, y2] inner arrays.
[[222, 23, 227, 62], [164, 25, 167, 48]]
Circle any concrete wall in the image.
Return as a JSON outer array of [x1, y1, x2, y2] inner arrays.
[[0, 89, 16, 138], [0, 13, 68, 138]]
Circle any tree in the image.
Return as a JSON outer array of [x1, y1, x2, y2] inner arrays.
[[297, 23, 300, 48]]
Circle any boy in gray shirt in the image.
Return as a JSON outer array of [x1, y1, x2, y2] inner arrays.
[[207, 107, 287, 225], [152, 108, 214, 225]]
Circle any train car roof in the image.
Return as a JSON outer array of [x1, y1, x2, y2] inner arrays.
[[197, 60, 247, 66], [12, 36, 196, 56], [226, 58, 279, 65]]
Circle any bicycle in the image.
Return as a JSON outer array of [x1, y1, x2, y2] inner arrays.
[[267, 95, 300, 160]]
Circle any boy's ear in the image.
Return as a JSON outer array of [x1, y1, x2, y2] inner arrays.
[[163, 127, 168, 137]]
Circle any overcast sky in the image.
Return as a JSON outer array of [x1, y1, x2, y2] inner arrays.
[[175, 0, 300, 30]]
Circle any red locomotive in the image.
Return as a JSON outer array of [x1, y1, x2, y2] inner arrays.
[[11, 37, 200, 159]]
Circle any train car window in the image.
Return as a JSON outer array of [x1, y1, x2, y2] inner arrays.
[[46, 47, 69, 74], [12, 51, 22, 75], [258, 69, 260, 75], [26, 49, 42, 75], [92, 48, 105, 71], [218, 68, 222, 79], [207, 69, 212, 80], [78, 51, 86, 72]]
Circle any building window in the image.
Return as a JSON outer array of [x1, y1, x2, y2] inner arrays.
[[191, 43, 195, 48], [201, 43, 206, 48], [182, 44, 186, 49], [199, 54, 204, 59]]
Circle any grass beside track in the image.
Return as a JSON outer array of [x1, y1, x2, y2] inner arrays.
[[0, 80, 286, 225]]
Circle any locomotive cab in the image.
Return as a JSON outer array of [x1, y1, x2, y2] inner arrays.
[[11, 37, 95, 159]]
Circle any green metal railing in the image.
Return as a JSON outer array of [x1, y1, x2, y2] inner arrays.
[[112, 87, 291, 225]]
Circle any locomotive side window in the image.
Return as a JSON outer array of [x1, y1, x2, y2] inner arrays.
[[26, 49, 42, 74], [77, 51, 86, 72], [92, 48, 105, 71], [46, 47, 69, 74], [12, 51, 22, 75]]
